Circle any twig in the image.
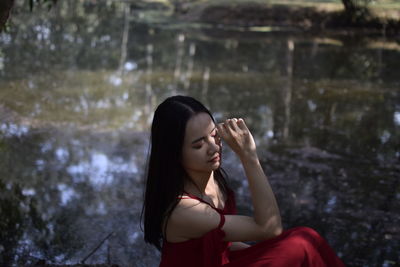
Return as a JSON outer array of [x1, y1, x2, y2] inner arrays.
[[81, 232, 114, 264], [107, 239, 111, 264]]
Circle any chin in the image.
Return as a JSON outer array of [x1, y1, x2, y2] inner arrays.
[[211, 164, 221, 171]]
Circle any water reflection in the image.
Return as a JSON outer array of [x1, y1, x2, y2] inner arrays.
[[0, 1, 399, 267], [0, 126, 152, 266]]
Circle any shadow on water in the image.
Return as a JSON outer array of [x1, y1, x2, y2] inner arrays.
[[0, 1, 399, 266]]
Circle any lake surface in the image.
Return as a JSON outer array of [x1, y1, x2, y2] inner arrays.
[[0, 2, 399, 267]]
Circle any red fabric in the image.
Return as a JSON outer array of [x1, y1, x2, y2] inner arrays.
[[160, 190, 345, 267]]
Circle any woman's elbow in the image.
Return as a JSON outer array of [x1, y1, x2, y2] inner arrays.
[[273, 225, 283, 236], [260, 219, 283, 239], [273, 218, 283, 236], [260, 226, 282, 240]]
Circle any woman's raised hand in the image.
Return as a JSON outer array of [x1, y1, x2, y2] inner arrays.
[[216, 118, 257, 161]]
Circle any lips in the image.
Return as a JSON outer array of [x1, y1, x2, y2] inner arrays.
[[208, 154, 220, 162]]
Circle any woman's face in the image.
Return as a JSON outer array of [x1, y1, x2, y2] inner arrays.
[[181, 112, 221, 175]]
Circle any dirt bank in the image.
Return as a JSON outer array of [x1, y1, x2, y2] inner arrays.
[[175, 2, 400, 36]]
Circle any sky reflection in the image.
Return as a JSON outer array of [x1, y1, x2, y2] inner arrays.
[[394, 111, 400, 126]]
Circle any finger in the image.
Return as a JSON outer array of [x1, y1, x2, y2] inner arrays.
[[215, 128, 221, 140], [228, 118, 240, 132], [215, 131, 222, 146], [237, 118, 249, 131], [224, 119, 235, 131], [216, 123, 228, 139], [216, 123, 224, 133], [223, 119, 236, 137]]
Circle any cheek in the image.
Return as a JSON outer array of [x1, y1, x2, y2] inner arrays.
[[182, 149, 203, 168]]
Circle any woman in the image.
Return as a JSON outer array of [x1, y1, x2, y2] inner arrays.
[[142, 95, 345, 267]]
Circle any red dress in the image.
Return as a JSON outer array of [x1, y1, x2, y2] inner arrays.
[[160, 190, 345, 267]]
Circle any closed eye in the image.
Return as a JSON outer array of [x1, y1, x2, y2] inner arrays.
[[191, 126, 217, 144]]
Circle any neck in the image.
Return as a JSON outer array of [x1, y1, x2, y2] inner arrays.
[[184, 170, 217, 196]]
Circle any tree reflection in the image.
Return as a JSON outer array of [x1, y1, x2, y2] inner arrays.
[[0, 125, 153, 266], [0, 137, 47, 266]]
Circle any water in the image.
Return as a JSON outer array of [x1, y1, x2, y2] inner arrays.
[[0, 1, 399, 266]]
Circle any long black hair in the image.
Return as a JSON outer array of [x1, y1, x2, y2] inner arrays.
[[141, 95, 230, 250]]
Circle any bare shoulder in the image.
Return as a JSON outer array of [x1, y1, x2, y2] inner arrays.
[[165, 198, 220, 242]]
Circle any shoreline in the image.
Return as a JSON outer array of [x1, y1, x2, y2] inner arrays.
[[173, 2, 400, 37]]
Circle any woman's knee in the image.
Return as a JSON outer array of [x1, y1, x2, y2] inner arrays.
[[288, 226, 324, 247]]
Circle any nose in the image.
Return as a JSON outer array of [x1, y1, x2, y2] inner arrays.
[[208, 136, 220, 154]]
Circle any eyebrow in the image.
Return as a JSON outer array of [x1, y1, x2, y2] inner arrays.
[[191, 126, 217, 144]]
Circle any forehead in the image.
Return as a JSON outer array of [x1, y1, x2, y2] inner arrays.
[[184, 113, 215, 140]]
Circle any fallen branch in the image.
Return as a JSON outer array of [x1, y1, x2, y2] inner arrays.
[[81, 232, 114, 264]]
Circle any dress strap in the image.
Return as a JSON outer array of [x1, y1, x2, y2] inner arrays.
[[178, 196, 226, 228], [178, 191, 222, 211], [217, 212, 225, 229], [177, 193, 226, 230]]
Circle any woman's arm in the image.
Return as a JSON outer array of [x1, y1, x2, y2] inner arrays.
[[218, 118, 282, 240], [235, 150, 282, 237], [230, 242, 251, 251]]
